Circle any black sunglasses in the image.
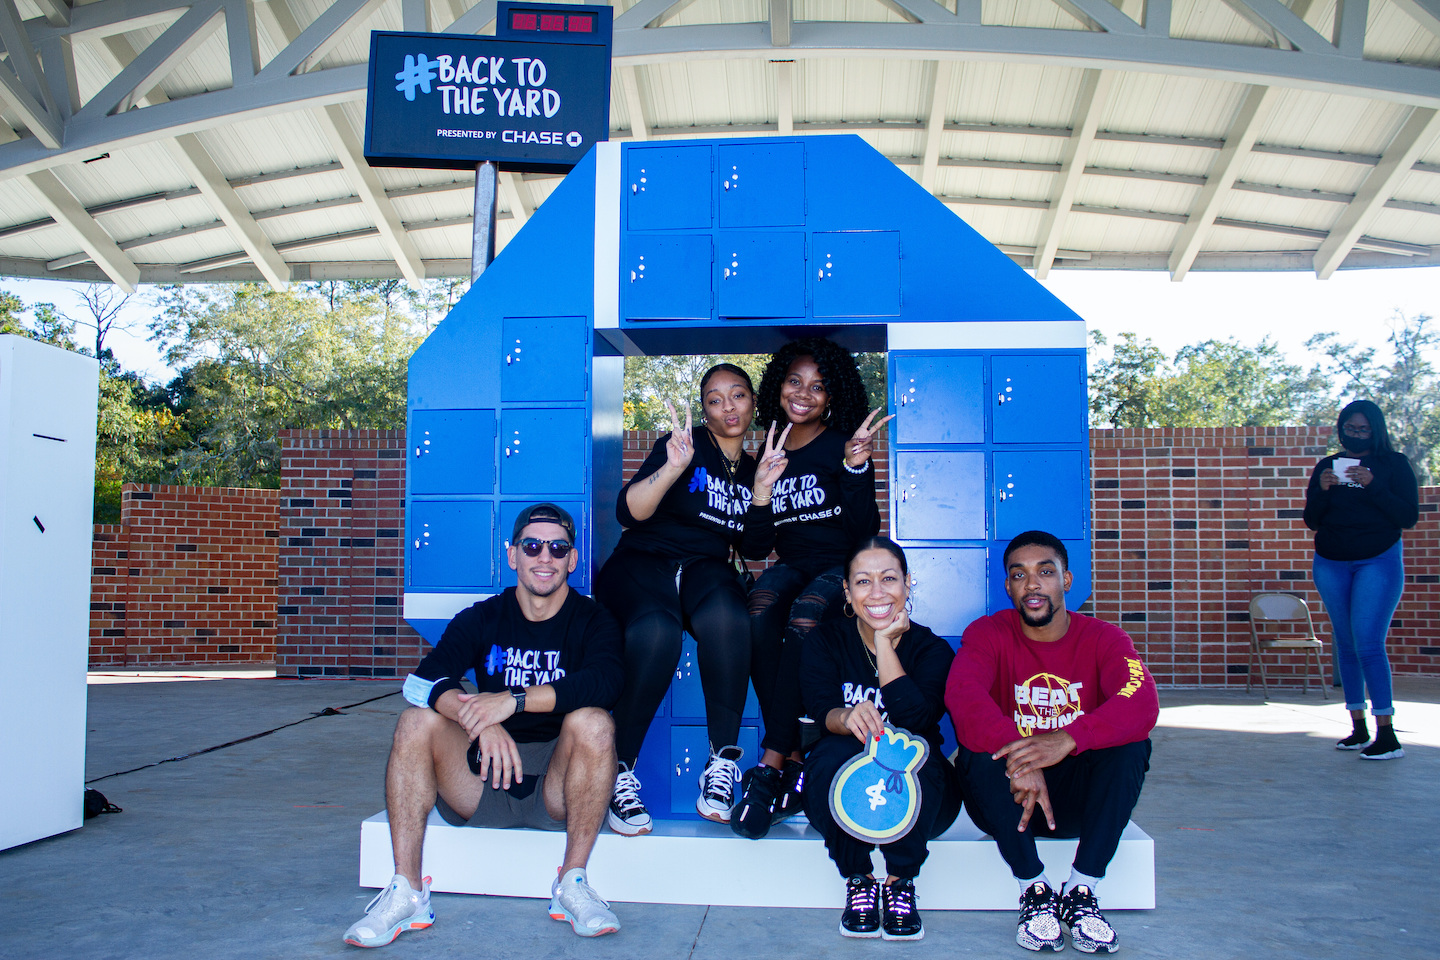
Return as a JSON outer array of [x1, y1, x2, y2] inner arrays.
[[518, 538, 572, 558]]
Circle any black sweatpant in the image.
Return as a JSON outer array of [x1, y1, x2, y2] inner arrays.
[[747, 563, 847, 756], [803, 733, 962, 881], [955, 739, 1151, 880], [596, 548, 751, 763]]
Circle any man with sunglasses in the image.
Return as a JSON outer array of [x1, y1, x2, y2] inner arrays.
[[345, 504, 625, 947]]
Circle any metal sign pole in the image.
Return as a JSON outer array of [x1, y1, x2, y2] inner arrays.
[[471, 160, 499, 281]]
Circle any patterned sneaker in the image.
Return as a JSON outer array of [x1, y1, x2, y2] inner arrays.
[[1336, 729, 1372, 750], [1017, 881, 1065, 952], [1059, 884, 1118, 954], [1360, 729, 1404, 760], [343, 874, 434, 948], [549, 868, 621, 937], [771, 758, 805, 824], [696, 745, 743, 823], [607, 763, 653, 836], [839, 875, 881, 938], [731, 764, 783, 839], [881, 878, 924, 940]]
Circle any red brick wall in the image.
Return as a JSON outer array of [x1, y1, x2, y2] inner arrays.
[[274, 430, 424, 678], [89, 484, 279, 668], [1089, 427, 1440, 686]]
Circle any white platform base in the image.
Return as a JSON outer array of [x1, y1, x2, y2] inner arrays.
[[359, 810, 1154, 910]]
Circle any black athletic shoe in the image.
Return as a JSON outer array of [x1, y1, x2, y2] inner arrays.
[[1336, 728, 1371, 750], [880, 878, 924, 940], [1360, 728, 1404, 760], [771, 758, 805, 824], [1016, 881, 1065, 952], [839, 875, 881, 938], [1058, 885, 1118, 954], [731, 764, 783, 839]]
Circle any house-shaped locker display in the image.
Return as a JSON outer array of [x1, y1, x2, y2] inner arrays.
[[405, 134, 1090, 820]]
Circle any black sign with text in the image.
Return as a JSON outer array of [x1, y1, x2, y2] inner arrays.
[[363, 12, 611, 173]]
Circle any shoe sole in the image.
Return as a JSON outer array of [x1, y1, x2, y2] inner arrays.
[[1360, 747, 1404, 760], [881, 929, 925, 941], [606, 812, 652, 836], [1017, 933, 1066, 952], [549, 908, 619, 937], [1070, 940, 1117, 955], [838, 924, 882, 939], [696, 798, 733, 823], [1336, 741, 1372, 750], [343, 918, 433, 948]]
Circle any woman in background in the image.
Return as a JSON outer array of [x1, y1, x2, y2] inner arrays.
[[1303, 399, 1418, 760]]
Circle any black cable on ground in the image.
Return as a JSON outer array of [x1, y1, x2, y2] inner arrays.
[[85, 690, 401, 785]]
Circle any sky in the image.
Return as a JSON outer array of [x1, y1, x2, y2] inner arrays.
[[2, 265, 1434, 384]]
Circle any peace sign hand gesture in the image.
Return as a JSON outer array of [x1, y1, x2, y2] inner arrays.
[[754, 421, 792, 497], [845, 407, 896, 469], [664, 400, 695, 471]]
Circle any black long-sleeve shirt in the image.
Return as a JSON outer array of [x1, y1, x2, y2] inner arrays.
[[1303, 450, 1419, 561], [740, 427, 882, 578], [403, 588, 623, 743], [800, 617, 956, 752], [613, 429, 757, 561]]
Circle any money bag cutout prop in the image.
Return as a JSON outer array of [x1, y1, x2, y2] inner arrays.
[[828, 725, 930, 843]]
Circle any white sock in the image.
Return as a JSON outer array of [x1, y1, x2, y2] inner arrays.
[[1064, 868, 1102, 896], [1018, 872, 1052, 894]]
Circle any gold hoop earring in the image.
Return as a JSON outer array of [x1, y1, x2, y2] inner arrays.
[[843, 601, 855, 618]]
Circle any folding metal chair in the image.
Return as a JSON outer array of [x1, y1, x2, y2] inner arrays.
[[1247, 592, 1328, 699]]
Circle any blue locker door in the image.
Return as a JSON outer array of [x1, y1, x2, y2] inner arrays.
[[905, 546, 988, 639], [669, 724, 761, 816], [894, 450, 986, 541], [497, 500, 589, 592], [812, 231, 901, 317], [410, 410, 496, 496], [717, 141, 805, 227], [669, 636, 761, 721], [623, 234, 712, 320], [992, 354, 1087, 444], [501, 317, 588, 403], [500, 408, 588, 495], [992, 450, 1086, 540], [408, 500, 494, 588], [625, 144, 713, 231], [716, 232, 805, 318], [892, 355, 985, 445], [988, 539, 1093, 615]]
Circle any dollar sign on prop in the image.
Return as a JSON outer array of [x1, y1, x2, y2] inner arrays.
[[828, 725, 930, 843]]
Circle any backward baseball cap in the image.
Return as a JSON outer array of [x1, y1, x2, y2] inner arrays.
[[512, 502, 577, 544]]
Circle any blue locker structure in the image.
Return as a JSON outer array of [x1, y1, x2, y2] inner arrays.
[[404, 134, 1090, 822]]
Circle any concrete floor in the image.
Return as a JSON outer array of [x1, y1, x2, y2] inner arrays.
[[3, 674, 1437, 960]]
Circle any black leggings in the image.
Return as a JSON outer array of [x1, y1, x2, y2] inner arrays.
[[595, 548, 751, 764], [748, 564, 847, 756]]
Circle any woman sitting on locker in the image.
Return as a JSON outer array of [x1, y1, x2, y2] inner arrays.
[[596, 364, 759, 835], [801, 536, 961, 940], [732, 337, 892, 840]]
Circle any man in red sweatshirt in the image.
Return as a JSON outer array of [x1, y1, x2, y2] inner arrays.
[[946, 530, 1157, 955]]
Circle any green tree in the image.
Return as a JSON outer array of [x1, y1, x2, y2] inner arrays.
[[1088, 331, 1165, 428]]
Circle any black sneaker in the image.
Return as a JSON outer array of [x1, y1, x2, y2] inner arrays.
[[607, 764, 652, 836], [881, 878, 924, 940], [731, 764, 783, 839], [1336, 729, 1371, 750], [771, 758, 805, 824], [839, 875, 881, 938], [1058, 884, 1117, 954], [1016, 881, 1065, 952], [1360, 728, 1404, 760]]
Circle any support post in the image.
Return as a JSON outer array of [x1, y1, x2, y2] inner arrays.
[[472, 160, 499, 281]]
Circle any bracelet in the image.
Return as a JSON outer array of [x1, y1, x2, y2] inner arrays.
[[751, 495, 772, 506], [842, 457, 869, 474]]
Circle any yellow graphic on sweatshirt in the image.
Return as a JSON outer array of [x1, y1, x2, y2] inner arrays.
[[1013, 672, 1084, 736]]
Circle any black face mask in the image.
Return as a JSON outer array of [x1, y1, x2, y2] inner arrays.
[[1339, 433, 1371, 453]]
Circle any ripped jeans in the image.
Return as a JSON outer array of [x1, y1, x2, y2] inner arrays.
[[748, 564, 847, 756]]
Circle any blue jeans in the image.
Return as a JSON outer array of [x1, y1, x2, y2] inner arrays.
[[1312, 542, 1403, 716]]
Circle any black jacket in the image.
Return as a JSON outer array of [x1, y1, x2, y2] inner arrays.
[[1303, 450, 1418, 561]]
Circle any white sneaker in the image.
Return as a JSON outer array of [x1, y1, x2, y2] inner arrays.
[[343, 874, 434, 948], [696, 744, 743, 822], [549, 867, 621, 937], [608, 763, 653, 836]]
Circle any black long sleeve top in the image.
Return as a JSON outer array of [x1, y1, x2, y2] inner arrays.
[[403, 588, 623, 743], [1303, 450, 1419, 561], [740, 427, 882, 578], [613, 429, 757, 561], [800, 616, 956, 752]]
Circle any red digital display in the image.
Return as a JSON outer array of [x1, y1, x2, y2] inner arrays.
[[568, 14, 593, 31], [510, 11, 537, 29], [540, 13, 565, 30]]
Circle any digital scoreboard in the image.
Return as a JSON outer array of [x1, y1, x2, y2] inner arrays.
[[363, 3, 612, 173]]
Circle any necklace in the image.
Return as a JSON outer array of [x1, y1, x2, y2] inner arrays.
[[861, 634, 877, 675]]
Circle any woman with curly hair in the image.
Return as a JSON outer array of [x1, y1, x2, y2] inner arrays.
[[731, 337, 893, 839]]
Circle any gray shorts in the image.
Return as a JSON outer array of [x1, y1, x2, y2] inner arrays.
[[434, 737, 566, 831]]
